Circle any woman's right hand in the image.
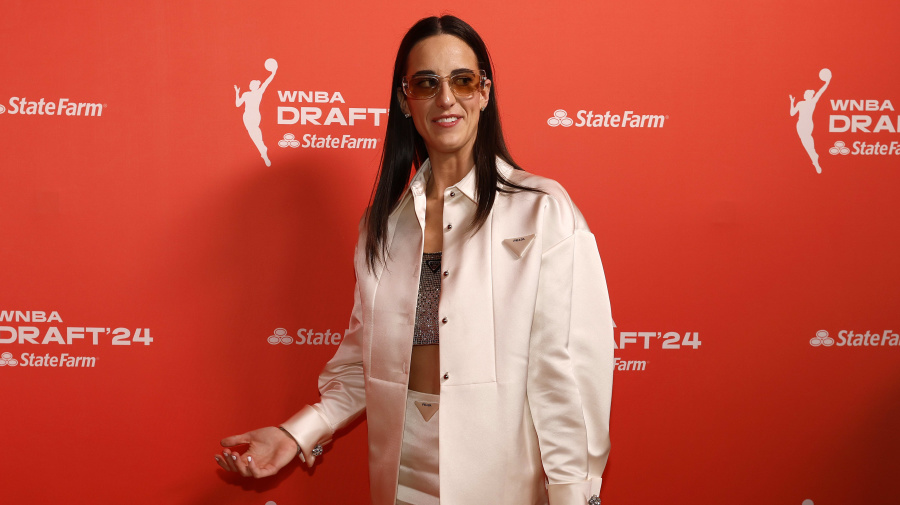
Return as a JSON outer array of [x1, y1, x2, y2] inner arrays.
[[215, 426, 301, 478]]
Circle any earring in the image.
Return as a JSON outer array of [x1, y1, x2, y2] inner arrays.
[[403, 112, 411, 118], [480, 105, 486, 111]]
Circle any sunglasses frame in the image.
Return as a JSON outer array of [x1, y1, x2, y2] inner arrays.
[[401, 70, 487, 100]]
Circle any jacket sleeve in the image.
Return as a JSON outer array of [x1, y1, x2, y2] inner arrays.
[[528, 209, 614, 505], [281, 238, 367, 453]]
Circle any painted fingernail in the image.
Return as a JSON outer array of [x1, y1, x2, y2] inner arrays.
[[215, 456, 220, 462], [232, 454, 237, 461], [247, 456, 252, 463]]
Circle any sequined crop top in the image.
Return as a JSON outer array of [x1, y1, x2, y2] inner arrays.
[[413, 251, 442, 345]]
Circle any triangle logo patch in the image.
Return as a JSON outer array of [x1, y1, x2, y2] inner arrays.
[[414, 400, 439, 422], [502, 234, 535, 258]]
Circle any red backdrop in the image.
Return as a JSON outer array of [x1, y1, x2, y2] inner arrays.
[[2, 1, 898, 504]]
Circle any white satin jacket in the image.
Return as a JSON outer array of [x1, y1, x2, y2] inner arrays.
[[283, 158, 614, 505]]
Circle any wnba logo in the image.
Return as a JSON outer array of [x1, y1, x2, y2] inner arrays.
[[235, 58, 278, 167], [547, 109, 574, 127], [789, 68, 831, 174], [809, 329, 835, 347]]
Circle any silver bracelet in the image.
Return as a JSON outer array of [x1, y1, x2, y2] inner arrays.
[[277, 426, 302, 456]]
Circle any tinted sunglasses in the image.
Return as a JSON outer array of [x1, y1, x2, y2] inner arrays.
[[401, 70, 486, 100]]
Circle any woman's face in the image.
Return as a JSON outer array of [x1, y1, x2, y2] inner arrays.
[[399, 34, 491, 161]]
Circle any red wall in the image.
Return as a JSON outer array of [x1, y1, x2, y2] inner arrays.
[[2, 1, 898, 504]]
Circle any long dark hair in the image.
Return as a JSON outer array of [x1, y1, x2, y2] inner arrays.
[[365, 15, 539, 271]]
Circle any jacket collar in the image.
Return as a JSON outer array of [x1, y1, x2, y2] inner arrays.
[[399, 156, 514, 207]]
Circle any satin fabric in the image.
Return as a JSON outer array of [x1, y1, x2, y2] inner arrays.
[[283, 158, 615, 505], [396, 390, 440, 505]]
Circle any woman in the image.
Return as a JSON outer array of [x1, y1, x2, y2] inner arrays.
[[215, 15, 614, 505]]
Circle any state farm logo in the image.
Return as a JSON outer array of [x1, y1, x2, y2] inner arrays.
[[547, 109, 574, 127], [0, 351, 19, 366], [809, 329, 835, 347], [267, 328, 293, 344], [547, 108, 667, 129], [828, 141, 850, 155], [267, 327, 346, 346], [788, 68, 899, 174], [277, 131, 376, 149], [809, 328, 899, 347], [1, 97, 106, 117], [233, 58, 388, 165], [278, 133, 301, 148]]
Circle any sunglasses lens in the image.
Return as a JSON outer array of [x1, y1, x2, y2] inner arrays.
[[449, 72, 480, 97], [408, 75, 441, 98]]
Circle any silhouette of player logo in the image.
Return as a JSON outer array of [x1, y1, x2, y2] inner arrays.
[[235, 58, 278, 166], [790, 69, 831, 174]]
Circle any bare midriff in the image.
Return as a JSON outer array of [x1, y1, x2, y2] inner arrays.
[[408, 344, 441, 394]]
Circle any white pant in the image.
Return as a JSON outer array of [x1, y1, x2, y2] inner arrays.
[[396, 389, 440, 505]]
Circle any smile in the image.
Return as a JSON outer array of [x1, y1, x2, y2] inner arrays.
[[433, 116, 461, 127]]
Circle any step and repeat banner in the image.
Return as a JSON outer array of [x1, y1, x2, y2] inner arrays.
[[2, 1, 898, 504]]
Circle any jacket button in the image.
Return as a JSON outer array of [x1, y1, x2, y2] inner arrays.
[[442, 317, 448, 324], [446, 223, 452, 230], [443, 372, 449, 380]]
